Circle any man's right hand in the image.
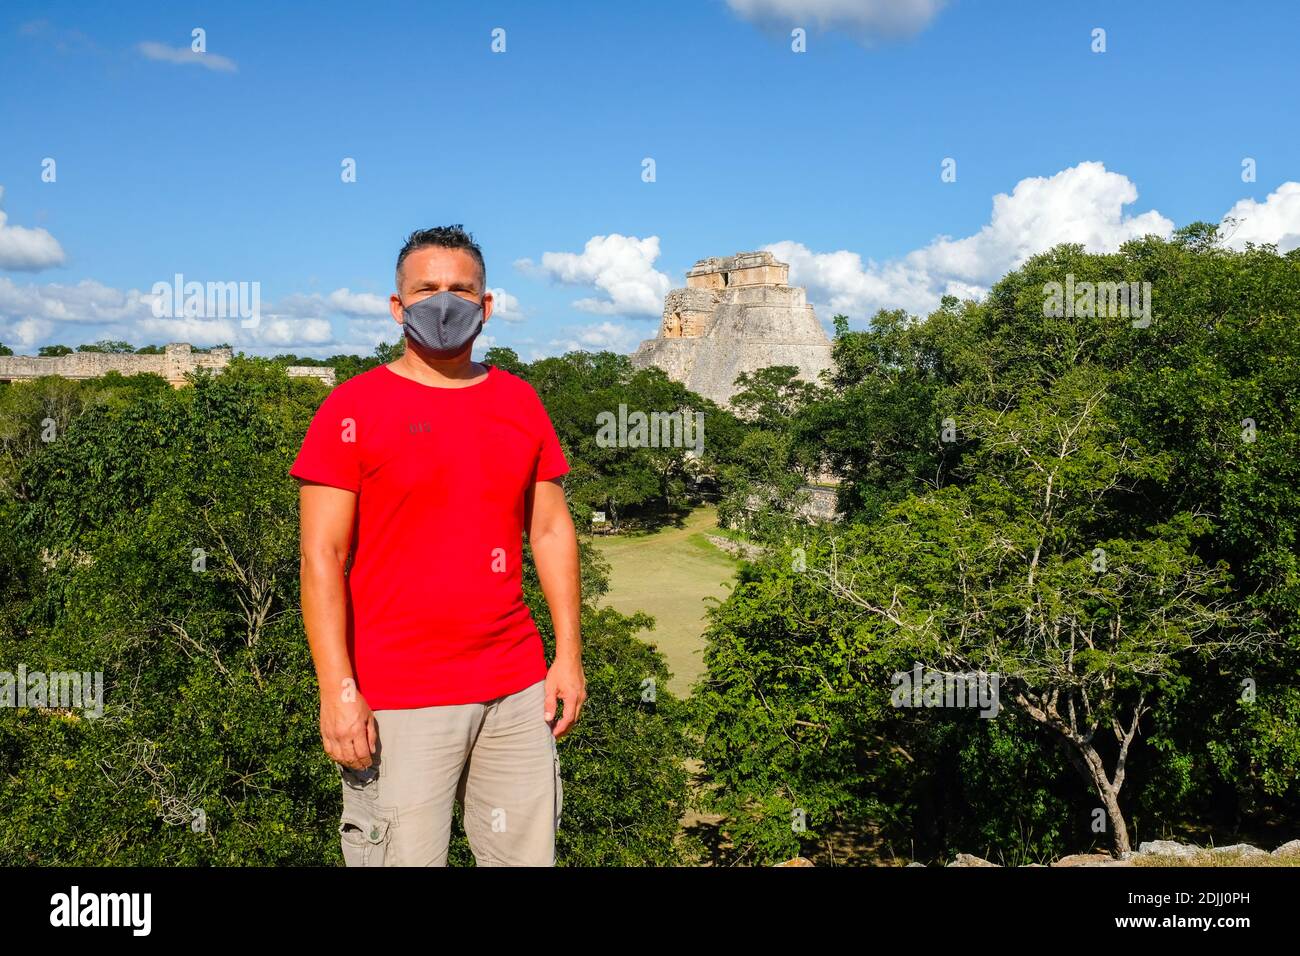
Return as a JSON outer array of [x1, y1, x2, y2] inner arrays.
[[321, 692, 377, 770]]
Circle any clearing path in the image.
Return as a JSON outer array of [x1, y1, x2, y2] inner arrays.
[[589, 505, 739, 699]]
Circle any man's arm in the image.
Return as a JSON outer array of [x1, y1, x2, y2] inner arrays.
[[299, 479, 375, 769], [525, 477, 586, 737]]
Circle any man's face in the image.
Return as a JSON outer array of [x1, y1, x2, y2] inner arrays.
[[390, 246, 494, 330]]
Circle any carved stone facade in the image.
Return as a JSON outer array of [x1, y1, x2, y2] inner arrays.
[[0, 343, 335, 387], [631, 251, 833, 407]]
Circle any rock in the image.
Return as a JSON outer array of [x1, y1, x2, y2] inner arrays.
[[1271, 839, 1300, 856], [1136, 840, 1200, 858], [772, 857, 814, 867], [1209, 844, 1267, 858], [905, 861, 926, 868], [704, 534, 765, 560], [948, 853, 998, 867], [1052, 853, 1133, 867]]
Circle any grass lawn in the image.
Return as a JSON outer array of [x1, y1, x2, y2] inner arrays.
[[590, 505, 739, 699]]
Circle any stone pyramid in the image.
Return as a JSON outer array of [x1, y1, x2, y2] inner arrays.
[[630, 251, 834, 407]]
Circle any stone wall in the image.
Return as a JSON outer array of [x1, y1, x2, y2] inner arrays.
[[0, 343, 335, 388], [284, 366, 336, 383], [661, 288, 723, 338], [724, 484, 843, 528]]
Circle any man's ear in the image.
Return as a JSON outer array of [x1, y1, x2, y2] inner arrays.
[[481, 289, 494, 326], [389, 292, 405, 328]]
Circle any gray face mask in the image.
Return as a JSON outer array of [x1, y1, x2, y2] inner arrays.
[[401, 290, 484, 358]]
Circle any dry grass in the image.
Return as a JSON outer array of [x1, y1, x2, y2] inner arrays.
[[1133, 848, 1300, 867]]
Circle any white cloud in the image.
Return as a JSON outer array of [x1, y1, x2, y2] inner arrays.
[[136, 40, 237, 73], [772, 162, 1176, 319], [0, 278, 379, 352], [0, 187, 66, 271], [726, 0, 947, 42], [516, 234, 672, 317], [242, 316, 334, 347], [550, 320, 643, 355], [513, 321, 643, 361], [132, 315, 241, 344], [336, 315, 400, 350], [0, 276, 153, 323], [2, 317, 53, 349], [766, 242, 975, 320], [241, 293, 390, 350], [274, 288, 388, 319], [272, 293, 330, 319], [325, 288, 389, 316], [908, 162, 1175, 284], [283, 315, 403, 359], [487, 287, 524, 322], [1220, 181, 1300, 253]]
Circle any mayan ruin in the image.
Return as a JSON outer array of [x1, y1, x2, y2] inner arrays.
[[0, 342, 335, 387], [630, 251, 834, 407]]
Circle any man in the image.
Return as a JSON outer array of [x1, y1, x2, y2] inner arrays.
[[290, 225, 585, 866]]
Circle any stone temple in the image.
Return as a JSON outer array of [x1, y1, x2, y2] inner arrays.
[[630, 251, 834, 407]]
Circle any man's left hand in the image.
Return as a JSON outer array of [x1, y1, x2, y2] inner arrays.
[[544, 655, 586, 738]]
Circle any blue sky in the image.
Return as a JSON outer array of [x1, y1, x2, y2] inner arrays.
[[2, 0, 1298, 360]]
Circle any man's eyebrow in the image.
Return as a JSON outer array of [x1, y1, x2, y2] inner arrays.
[[410, 278, 477, 290]]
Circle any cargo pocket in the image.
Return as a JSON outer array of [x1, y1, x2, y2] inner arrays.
[[338, 761, 395, 866], [339, 807, 394, 866]]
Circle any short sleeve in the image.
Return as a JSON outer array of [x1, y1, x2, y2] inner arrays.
[[289, 387, 362, 493], [532, 392, 569, 482]]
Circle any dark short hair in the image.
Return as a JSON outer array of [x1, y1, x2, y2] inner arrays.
[[395, 225, 486, 292]]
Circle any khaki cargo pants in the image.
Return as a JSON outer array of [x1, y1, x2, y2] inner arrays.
[[337, 678, 562, 866]]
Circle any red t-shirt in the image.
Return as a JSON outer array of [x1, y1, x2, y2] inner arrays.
[[289, 362, 569, 708]]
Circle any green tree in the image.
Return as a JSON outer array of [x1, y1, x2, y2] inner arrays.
[[693, 234, 1300, 861]]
